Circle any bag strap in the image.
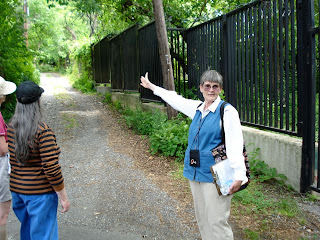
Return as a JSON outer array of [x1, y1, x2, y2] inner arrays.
[[220, 101, 228, 145], [198, 101, 227, 144]]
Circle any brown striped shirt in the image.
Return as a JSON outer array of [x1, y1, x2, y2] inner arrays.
[[7, 123, 64, 195]]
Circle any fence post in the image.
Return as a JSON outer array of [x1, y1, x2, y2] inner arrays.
[[297, 0, 315, 193], [221, 15, 230, 101]]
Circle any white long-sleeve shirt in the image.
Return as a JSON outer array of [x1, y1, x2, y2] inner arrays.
[[153, 86, 248, 182]]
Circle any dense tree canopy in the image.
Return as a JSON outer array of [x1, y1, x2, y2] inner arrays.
[[0, 0, 252, 116]]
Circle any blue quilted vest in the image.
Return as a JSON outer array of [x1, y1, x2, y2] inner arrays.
[[183, 101, 224, 182]]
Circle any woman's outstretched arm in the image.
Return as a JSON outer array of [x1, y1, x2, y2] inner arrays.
[[140, 72, 202, 119]]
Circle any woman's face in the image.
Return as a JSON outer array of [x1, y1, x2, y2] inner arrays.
[[199, 81, 222, 104]]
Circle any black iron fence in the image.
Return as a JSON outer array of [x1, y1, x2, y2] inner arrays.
[[186, 0, 298, 136], [186, 18, 223, 100], [92, 41, 102, 84], [91, 0, 319, 193], [138, 22, 163, 102], [168, 28, 188, 97]]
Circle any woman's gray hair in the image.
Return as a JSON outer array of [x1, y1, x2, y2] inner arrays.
[[200, 70, 223, 87], [10, 100, 43, 164]]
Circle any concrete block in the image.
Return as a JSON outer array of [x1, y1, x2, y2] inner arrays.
[[96, 86, 111, 95], [242, 126, 302, 192], [111, 92, 141, 110], [141, 102, 167, 114]]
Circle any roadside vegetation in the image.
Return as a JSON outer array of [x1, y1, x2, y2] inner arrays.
[[103, 93, 320, 240]]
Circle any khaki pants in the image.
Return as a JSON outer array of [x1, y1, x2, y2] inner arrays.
[[189, 181, 233, 240]]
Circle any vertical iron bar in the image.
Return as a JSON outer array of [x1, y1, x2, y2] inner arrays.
[[242, 11, 246, 120], [176, 31, 180, 94], [190, 30, 192, 90], [211, 22, 214, 69], [232, 15, 237, 107], [245, 9, 250, 122], [279, 0, 284, 129], [204, 24, 207, 71], [318, 33, 320, 189], [264, 4, 268, 126], [259, 5, 263, 124], [208, 22, 211, 68], [208, 23, 210, 69], [274, 0, 279, 128], [235, 14, 238, 109], [227, 17, 232, 102], [217, 20, 221, 71], [222, 15, 228, 88], [268, 2, 273, 127], [215, 21, 218, 71], [182, 31, 186, 96], [178, 31, 181, 95], [291, 0, 296, 132], [250, 7, 254, 123], [254, 6, 258, 124], [170, 30, 175, 89], [285, 0, 290, 130], [237, 13, 241, 115]]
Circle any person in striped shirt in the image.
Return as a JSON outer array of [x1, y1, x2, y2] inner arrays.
[[7, 81, 70, 240]]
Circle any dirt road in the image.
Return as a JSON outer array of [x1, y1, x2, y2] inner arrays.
[[7, 73, 200, 240]]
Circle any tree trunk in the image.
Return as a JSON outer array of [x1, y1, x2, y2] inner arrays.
[[24, 0, 29, 47], [152, 0, 177, 119]]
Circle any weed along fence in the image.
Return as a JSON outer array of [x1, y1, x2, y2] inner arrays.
[[92, 0, 320, 194]]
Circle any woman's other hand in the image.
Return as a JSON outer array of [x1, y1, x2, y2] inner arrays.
[[0, 136, 8, 156], [56, 188, 70, 213], [140, 72, 156, 91], [228, 180, 242, 195]]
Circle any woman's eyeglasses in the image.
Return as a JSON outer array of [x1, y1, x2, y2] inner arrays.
[[203, 84, 220, 91]]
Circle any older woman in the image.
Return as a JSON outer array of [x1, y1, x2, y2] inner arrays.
[[140, 70, 247, 240], [7, 81, 70, 240], [0, 76, 16, 240]]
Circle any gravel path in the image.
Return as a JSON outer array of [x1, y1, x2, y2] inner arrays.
[[7, 73, 200, 240]]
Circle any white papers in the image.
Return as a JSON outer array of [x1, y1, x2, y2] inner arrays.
[[211, 158, 235, 196]]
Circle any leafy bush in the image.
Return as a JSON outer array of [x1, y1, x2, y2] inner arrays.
[[69, 44, 95, 93], [249, 148, 287, 184], [149, 114, 191, 161], [103, 92, 191, 161], [103, 93, 112, 104], [123, 109, 166, 136]]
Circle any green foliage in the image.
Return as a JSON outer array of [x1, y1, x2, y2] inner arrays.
[[104, 94, 190, 161], [103, 93, 112, 104], [69, 44, 95, 93], [243, 228, 260, 240], [248, 148, 287, 184], [233, 180, 300, 219], [0, 0, 40, 120], [182, 86, 199, 100], [123, 108, 166, 136], [278, 199, 300, 218], [150, 114, 191, 160]]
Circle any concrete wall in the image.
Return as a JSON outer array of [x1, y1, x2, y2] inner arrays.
[[111, 92, 167, 113], [242, 126, 302, 192], [95, 86, 111, 95], [111, 92, 142, 110], [108, 92, 303, 192]]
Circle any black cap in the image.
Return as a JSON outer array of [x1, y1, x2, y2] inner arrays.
[[16, 81, 44, 104]]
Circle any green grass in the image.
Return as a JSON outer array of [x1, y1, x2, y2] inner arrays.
[[243, 229, 260, 240], [61, 113, 78, 130]]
